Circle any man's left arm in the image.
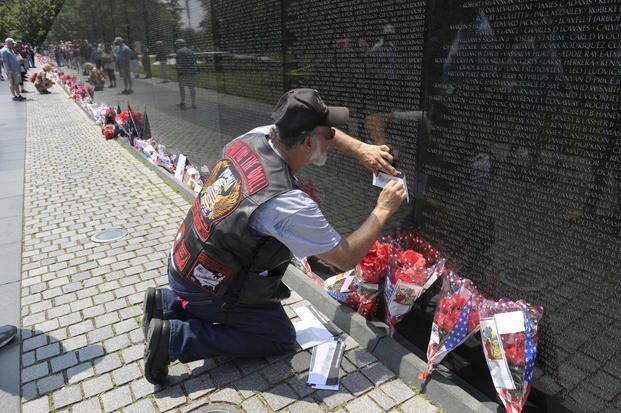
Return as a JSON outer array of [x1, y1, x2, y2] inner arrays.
[[330, 128, 397, 175]]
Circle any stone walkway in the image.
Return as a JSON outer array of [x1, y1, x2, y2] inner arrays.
[[12, 81, 443, 412]]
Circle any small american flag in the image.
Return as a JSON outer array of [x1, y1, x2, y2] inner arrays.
[[443, 296, 473, 352]]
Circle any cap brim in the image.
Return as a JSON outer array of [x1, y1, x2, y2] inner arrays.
[[325, 106, 349, 127]]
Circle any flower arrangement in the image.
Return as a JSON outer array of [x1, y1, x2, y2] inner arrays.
[[477, 299, 543, 413], [420, 271, 481, 380]]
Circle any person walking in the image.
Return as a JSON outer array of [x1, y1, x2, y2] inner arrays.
[[141, 88, 404, 384], [0, 38, 26, 101], [174, 39, 198, 109]]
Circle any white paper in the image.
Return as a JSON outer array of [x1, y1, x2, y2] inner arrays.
[[494, 311, 525, 334], [307, 337, 344, 391], [174, 154, 187, 181], [372, 171, 410, 203], [480, 317, 516, 390], [340, 274, 355, 292], [293, 306, 335, 349]]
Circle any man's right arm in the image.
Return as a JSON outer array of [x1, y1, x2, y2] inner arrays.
[[317, 180, 406, 271]]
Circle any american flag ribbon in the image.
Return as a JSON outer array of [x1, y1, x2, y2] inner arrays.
[[443, 296, 473, 352]]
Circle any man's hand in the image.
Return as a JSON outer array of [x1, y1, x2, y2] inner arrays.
[[359, 142, 397, 176], [376, 180, 406, 216], [330, 129, 397, 175]]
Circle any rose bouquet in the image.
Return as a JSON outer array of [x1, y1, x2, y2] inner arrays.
[[420, 271, 481, 379], [477, 299, 543, 413], [324, 240, 393, 318], [384, 250, 445, 333]]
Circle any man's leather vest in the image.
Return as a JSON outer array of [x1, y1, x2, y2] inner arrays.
[[169, 132, 295, 305]]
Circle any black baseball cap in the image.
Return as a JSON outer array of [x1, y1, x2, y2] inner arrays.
[[271, 89, 349, 138]]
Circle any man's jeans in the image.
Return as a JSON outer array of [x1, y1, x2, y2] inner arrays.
[[161, 273, 297, 363]]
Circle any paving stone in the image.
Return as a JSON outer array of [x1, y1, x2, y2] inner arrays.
[[316, 388, 354, 410], [51, 351, 78, 373], [112, 362, 142, 385], [183, 374, 216, 400], [68, 320, 94, 337], [88, 325, 115, 343], [94, 352, 123, 374], [287, 373, 316, 399], [261, 360, 294, 384], [361, 362, 395, 385], [234, 371, 269, 399], [289, 350, 312, 373], [241, 395, 269, 413], [22, 396, 50, 413], [82, 303, 105, 318], [398, 396, 438, 413], [379, 380, 416, 404], [63, 334, 88, 351], [288, 398, 326, 413], [154, 384, 187, 411], [209, 387, 242, 405], [101, 384, 133, 412], [114, 318, 139, 334], [104, 298, 127, 313], [69, 397, 102, 413], [235, 358, 268, 376], [22, 362, 49, 383], [345, 348, 377, 369], [22, 334, 47, 352], [130, 377, 154, 400], [262, 383, 298, 411], [104, 334, 130, 352], [121, 398, 157, 413], [71, 297, 95, 313], [211, 363, 242, 387], [78, 345, 105, 362], [22, 312, 46, 327], [82, 373, 114, 398], [121, 344, 144, 363], [35, 342, 61, 361], [21, 381, 38, 401], [341, 371, 375, 396], [22, 351, 36, 367], [52, 384, 82, 409], [344, 394, 383, 413], [67, 362, 95, 384], [37, 373, 65, 395], [367, 387, 398, 410]]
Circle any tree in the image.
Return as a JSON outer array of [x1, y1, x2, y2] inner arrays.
[[0, 0, 64, 45]]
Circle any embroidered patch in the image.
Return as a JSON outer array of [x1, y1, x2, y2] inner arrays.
[[173, 239, 191, 272], [192, 159, 242, 241], [225, 140, 268, 195], [189, 251, 233, 293]]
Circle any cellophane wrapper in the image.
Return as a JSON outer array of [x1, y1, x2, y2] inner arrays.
[[324, 240, 393, 318], [383, 229, 445, 332], [384, 249, 445, 333], [477, 298, 543, 413], [420, 271, 481, 379]]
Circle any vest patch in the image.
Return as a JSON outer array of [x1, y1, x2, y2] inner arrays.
[[173, 239, 191, 272], [190, 251, 233, 293], [192, 159, 242, 240], [225, 140, 268, 195]]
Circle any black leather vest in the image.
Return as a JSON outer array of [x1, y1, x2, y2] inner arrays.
[[169, 132, 296, 304]]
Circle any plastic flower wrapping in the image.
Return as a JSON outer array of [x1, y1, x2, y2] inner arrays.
[[383, 229, 445, 332], [324, 240, 393, 318], [477, 298, 543, 413], [384, 251, 445, 333], [420, 271, 481, 380]]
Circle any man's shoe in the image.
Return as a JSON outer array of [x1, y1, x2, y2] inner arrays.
[[127, 89, 133, 94], [120, 90, 129, 94], [142, 287, 164, 337], [12, 96, 21, 101], [144, 319, 170, 385], [0, 325, 17, 348]]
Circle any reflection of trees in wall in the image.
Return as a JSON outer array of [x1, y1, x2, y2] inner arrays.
[[45, 0, 182, 48], [0, 0, 64, 45]]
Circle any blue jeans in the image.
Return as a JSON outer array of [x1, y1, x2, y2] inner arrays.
[[162, 273, 296, 363]]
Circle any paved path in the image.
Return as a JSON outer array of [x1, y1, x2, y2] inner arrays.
[[0, 79, 443, 412]]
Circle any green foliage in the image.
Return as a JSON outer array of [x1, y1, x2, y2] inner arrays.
[[0, 0, 64, 45]]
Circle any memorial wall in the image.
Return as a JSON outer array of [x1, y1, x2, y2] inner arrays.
[[45, 0, 620, 411]]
